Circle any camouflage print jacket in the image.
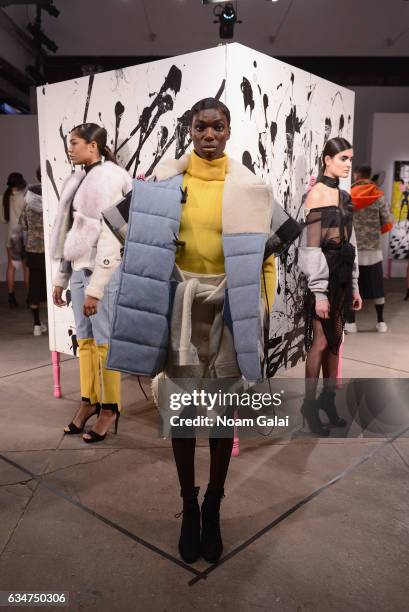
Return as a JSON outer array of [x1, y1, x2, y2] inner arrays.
[[351, 181, 394, 251], [19, 185, 44, 254]]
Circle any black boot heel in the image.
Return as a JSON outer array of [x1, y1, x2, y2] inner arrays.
[[176, 486, 201, 564], [201, 487, 224, 564], [319, 391, 346, 427], [301, 399, 330, 436]]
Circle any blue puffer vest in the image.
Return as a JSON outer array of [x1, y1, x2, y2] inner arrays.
[[107, 173, 270, 382]]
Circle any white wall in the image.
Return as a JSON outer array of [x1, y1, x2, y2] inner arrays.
[[0, 115, 40, 278], [352, 87, 409, 166], [371, 112, 409, 278]]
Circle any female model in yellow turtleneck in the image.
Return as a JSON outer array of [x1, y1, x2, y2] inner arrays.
[[171, 99, 275, 565]]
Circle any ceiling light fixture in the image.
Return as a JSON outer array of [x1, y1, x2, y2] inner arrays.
[[209, 1, 242, 39]]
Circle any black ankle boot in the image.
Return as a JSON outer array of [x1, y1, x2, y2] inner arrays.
[[301, 399, 330, 436], [8, 293, 18, 308], [319, 390, 347, 427], [177, 486, 201, 564], [201, 487, 224, 563]]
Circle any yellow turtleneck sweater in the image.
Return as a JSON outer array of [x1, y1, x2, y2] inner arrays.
[[176, 151, 276, 311]]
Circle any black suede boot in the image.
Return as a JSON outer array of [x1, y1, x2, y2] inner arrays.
[[301, 398, 330, 436], [177, 486, 201, 564], [201, 486, 224, 564], [319, 390, 346, 427]]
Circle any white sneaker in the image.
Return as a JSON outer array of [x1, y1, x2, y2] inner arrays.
[[40, 321, 48, 333], [376, 322, 388, 333], [33, 325, 42, 336], [344, 322, 358, 333]]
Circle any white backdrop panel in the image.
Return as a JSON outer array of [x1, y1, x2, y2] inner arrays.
[[38, 46, 227, 355], [226, 45, 354, 375], [38, 43, 354, 372]]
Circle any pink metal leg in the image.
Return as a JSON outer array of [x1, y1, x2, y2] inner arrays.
[[232, 410, 239, 457], [336, 342, 343, 389], [51, 350, 62, 398]]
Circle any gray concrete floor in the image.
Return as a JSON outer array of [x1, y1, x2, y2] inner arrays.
[[0, 280, 408, 612]]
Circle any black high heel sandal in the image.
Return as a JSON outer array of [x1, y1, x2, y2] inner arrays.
[[83, 411, 120, 444], [301, 399, 330, 436], [64, 403, 100, 435], [319, 391, 347, 427]]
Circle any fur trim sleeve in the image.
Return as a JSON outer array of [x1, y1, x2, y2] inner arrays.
[[63, 211, 101, 261], [57, 163, 131, 262]]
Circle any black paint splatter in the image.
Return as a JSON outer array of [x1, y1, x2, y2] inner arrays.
[[338, 114, 345, 134], [285, 106, 304, 164], [324, 117, 332, 146], [68, 328, 78, 356], [253, 60, 257, 68], [270, 121, 278, 145], [240, 77, 255, 117], [59, 124, 70, 165], [258, 134, 267, 169], [242, 151, 256, 174], [174, 109, 192, 161], [277, 83, 283, 90], [83, 74, 95, 123], [263, 94, 269, 129], [46, 160, 59, 199], [114, 101, 125, 152], [115, 65, 183, 176]]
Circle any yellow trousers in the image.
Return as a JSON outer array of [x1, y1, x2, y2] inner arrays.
[[78, 338, 121, 411]]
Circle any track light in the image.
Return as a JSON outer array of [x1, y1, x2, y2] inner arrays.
[[211, 2, 242, 39]]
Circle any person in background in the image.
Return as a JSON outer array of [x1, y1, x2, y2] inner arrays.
[[50, 123, 132, 443], [0, 172, 29, 306], [298, 137, 362, 436], [19, 168, 48, 336], [345, 165, 394, 333]]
